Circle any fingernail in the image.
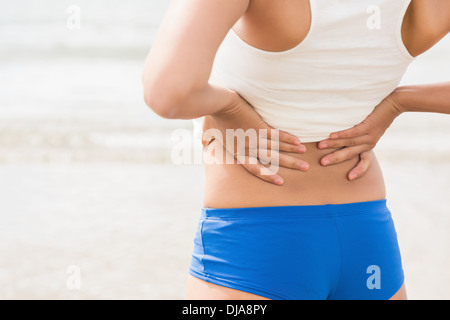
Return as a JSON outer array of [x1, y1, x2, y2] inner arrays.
[[275, 178, 284, 185], [322, 158, 330, 166], [349, 173, 357, 180], [298, 146, 307, 153], [301, 163, 309, 171], [320, 143, 327, 149], [330, 133, 339, 139]]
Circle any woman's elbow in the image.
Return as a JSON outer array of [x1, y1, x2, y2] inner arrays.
[[143, 85, 185, 119]]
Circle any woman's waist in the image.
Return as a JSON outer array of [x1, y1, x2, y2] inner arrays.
[[202, 141, 386, 208]]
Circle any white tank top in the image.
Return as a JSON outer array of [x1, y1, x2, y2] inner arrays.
[[193, 0, 415, 143]]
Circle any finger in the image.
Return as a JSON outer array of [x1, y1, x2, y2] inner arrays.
[[238, 155, 285, 186], [255, 138, 307, 153], [320, 145, 370, 166], [278, 141, 307, 153], [348, 151, 372, 181], [258, 150, 309, 171], [318, 135, 371, 149], [279, 131, 302, 146], [225, 140, 305, 165], [328, 124, 367, 140], [230, 130, 306, 155], [265, 128, 302, 146]]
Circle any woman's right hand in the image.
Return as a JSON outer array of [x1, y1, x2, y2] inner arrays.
[[201, 92, 309, 185]]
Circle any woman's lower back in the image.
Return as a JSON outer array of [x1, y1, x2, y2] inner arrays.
[[202, 140, 386, 208]]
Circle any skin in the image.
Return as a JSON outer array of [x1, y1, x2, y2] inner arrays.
[[143, 0, 450, 300]]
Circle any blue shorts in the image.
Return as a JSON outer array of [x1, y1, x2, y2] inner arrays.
[[188, 199, 404, 300]]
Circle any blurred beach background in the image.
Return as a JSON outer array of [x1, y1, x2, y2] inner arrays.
[[0, 0, 449, 300]]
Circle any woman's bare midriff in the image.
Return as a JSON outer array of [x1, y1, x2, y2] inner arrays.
[[202, 140, 386, 208]]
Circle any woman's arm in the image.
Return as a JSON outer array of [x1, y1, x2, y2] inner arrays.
[[317, 82, 450, 180], [143, 0, 250, 119], [402, 0, 450, 57], [143, 0, 308, 185], [393, 82, 450, 114], [318, 0, 450, 180]]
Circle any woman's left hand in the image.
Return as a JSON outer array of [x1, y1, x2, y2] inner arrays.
[[317, 92, 404, 181]]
